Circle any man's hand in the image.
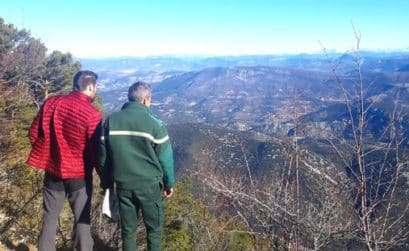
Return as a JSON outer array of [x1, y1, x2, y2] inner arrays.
[[163, 188, 174, 198]]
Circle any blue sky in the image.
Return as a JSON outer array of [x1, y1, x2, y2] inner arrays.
[[1, 0, 408, 58]]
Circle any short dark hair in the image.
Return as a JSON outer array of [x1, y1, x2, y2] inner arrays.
[[128, 81, 151, 102], [73, 70, 98, 91]]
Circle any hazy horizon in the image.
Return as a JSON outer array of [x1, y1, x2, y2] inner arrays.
[[76, 49, 409, 60]]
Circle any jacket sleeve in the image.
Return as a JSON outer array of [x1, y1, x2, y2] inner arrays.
[[99, 118, 113, 189], [28, 104, 44, 145], [154, 125, 175, 189], [85, 112, 102, 169]]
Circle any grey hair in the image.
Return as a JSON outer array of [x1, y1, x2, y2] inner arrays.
[[128, 81, 151, 102], [73, 70, 98, 91]]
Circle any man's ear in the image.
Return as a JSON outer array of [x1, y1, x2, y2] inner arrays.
[[88, 84, 97, 93]]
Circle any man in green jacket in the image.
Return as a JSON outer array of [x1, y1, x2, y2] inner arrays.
[[100, 81, 175, 251]]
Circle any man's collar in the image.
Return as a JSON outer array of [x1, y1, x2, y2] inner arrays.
[[121, 101, 150, 112]]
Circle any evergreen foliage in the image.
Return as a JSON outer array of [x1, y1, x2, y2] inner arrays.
[[0, 17, 82, 246]]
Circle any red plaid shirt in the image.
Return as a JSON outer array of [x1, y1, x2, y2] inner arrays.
[[27, 91, 102, 179]]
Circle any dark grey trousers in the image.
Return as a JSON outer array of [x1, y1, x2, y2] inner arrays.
[[38, 186, 93, 251]]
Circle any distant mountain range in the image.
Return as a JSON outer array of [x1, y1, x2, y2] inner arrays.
[[89, 52, 409, 140], [83, 52, 409, 248], [80, 51, 409, 74], [83, 52, 409, 166]]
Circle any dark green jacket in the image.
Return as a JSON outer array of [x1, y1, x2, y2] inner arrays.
[[99, 102, 175, 190]]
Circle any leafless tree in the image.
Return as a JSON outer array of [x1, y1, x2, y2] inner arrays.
[[323, 28, 409, 250]]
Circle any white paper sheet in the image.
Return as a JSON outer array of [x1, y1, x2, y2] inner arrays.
[[102, 188, 119, 222]]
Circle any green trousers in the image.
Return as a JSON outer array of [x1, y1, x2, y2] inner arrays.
[[117, 182, 164, 251]]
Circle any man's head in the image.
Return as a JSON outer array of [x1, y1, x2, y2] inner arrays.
[[73, 70, 98, 99], [128, 81, 152, 107]]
